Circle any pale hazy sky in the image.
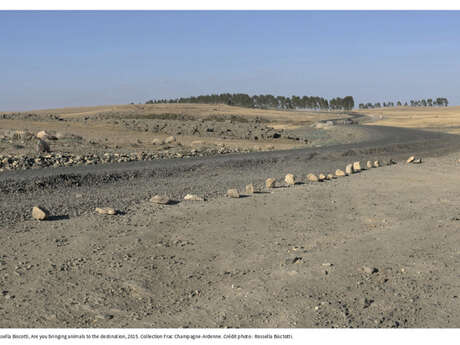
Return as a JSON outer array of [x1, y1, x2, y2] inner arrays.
[[1, 11, 460, 110]]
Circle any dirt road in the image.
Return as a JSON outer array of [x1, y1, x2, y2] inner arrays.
[[1, 124, 459, 327]]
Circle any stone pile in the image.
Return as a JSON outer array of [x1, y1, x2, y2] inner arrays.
[[0, 145, 252, 173]]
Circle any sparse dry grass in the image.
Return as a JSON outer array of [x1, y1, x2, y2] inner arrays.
[[9, 103, 349, 124], [358, 106, 460, 134]]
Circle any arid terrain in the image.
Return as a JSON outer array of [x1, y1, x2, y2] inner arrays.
[[1, 104, 460, 328], [359, 105, 460, 134]]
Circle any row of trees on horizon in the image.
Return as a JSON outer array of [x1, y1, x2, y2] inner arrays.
[[145, 93, 356, 111], [144, 94, 450, 110], [358, 98, 449, 109]]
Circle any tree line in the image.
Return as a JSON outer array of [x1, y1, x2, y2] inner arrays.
[[145, 93, 355, 111], [359, 98, 448, 109]]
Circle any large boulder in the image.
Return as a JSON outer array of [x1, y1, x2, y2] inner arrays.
[[366, 161, 373, 169]]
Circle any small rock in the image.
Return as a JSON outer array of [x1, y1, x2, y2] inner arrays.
[[361, 297, 374, 308], [322, 263, 333, 267], [36, 130, 50, 140], [285, 174, 295, 186], [150, 195, 172, 205], [373, 160, 380, 168], [413, 158, 422, 164], [389, 159, 397, 165], [307, 173, 319, 182], [367, 161, 373, 169], [95, 207, 116, 215], [226, 189, 240, 198], [96, 314, 114, 320], [265, 178, 276, 189], [353, 161, 361, 172], [407, 156, 415, 163], [32, 206, 49, 220], [345, 164, 353, 175], [245, 184, 255, 194], [335, 169, 346, 177], [183, 194, 204, 201], [327, 173, 335, 180], [361, 266, 378, 275], [288, 257, 302, 264], [318, 173, 326, 181], [164, 136, 176, 144], [152, 138, 164, 145]]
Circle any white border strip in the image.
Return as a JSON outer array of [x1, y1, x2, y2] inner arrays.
[[1, 1, 460, 10], [1, 328, 459, 345]]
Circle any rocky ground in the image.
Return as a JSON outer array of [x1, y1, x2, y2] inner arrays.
[[0, 151, 459, 327], [0, 110, 369, 173], [1, 107, 460, 328]]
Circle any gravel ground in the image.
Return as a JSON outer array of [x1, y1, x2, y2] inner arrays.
[[0, 124, 459, 327]]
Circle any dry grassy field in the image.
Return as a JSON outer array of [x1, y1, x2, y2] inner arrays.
[[15, 103, 348, 124], [358, 106, 460, 134]]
